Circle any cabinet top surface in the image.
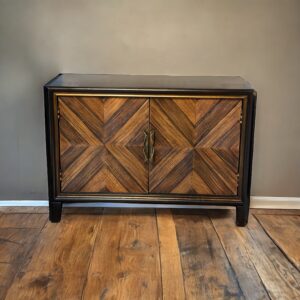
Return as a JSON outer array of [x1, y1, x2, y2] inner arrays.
[[45, 74, 254, 91]]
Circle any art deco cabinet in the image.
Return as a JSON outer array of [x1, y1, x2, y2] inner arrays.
[[44, 74, 256, 226]]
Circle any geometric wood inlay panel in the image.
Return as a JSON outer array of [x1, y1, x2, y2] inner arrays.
[[59, 96, 149, 193], [149, 98, 242, 195]]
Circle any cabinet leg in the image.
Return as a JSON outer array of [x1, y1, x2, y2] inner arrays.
[[49, 201, 62, 223], [236, 205, 249, 227]]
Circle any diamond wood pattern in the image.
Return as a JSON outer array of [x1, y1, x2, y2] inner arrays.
[[149, 98, 242, 195], [59, 96, 149, 193]]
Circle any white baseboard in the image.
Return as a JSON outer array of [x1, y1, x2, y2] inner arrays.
[[250, 197, 300, 209], [0, 197, 299, 209], [0, 200, 48, 207]]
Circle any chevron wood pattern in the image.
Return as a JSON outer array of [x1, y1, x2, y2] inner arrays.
[[58, 96, 149, 193], [149, 98, 242, 195]]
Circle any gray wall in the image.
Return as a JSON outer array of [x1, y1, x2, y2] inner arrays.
[[0, 0, 300, 200]]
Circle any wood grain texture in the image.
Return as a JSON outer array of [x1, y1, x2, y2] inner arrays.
[[59, 96, 149, 193], [0, 214, 47, 300], [255, 214, 300, 270], [173, 212, 243, 299], [1, 208, 300, 300], [246, 214, 300, 299], [0, 207, 48, 214], [252, 209, 300, 216], [5, 214, 100, 300], [0, 213, 47, 228], [214, 211, 300, 299], [149, 98, 242, 195], [156, 209, 185, 300], [210, 210, 270, 300], [82, 208, 162, 300]]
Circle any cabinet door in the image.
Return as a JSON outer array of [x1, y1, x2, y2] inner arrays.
[[58, 96, 149, 193], [149, 98, 242, 195]]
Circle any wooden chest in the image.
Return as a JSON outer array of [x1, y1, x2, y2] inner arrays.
[[44, 74, 256, 226]]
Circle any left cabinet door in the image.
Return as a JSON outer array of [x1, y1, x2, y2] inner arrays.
[[58, 96, 149, 193]]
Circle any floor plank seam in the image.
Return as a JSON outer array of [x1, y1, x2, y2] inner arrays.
[[210, 211, 273, 299], [245, 216, 299, 299], [253, 214, 300, 272], [80, 210, 104, 300], [171, 210, 187, 300], [155, 209, 164, 300], [240, 220, 274, 300], [209, 216, 247, 299]]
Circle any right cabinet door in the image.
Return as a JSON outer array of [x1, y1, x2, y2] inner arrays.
[[149, 97, 242, 195]]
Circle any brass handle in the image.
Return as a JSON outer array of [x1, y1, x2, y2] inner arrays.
[[149, 129, 155, 163], [143, 130, 149, 162]]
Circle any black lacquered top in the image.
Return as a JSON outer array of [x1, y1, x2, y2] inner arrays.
[[45, 74, 253, 92]]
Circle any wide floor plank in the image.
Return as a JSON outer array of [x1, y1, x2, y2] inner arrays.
[[173, 212, 243, 299], [251, 209, 300, 216], [0, 213, 47, 228], [5, 214, 101, 300], [157, 209, 185, 300], [211, 210, 270, 300], [0, 207, 48, 214], [1, 208, 300, 300], [83, 208, 162, 300], [227, 213, 300, 299], [0, 213, 47, 299], [247, 214, 300, 299], [255, 214, 300, 270]]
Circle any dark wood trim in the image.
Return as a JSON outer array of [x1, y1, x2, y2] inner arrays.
[[58, 198, 242, 206], [49, 201, 62, 222], [56, 194, 242, 205], [52, 92, 61, 195], [44, 87, 57, 202], [45, 74, 253, 91], [44, 73, 62, 87], [46, 87, 254, 97], [237, 91, 256, 225]]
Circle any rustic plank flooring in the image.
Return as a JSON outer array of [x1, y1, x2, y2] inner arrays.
[[0, 207, 299, 300]]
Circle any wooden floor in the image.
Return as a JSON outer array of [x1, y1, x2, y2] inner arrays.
[[0, 207, 299, 300]]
